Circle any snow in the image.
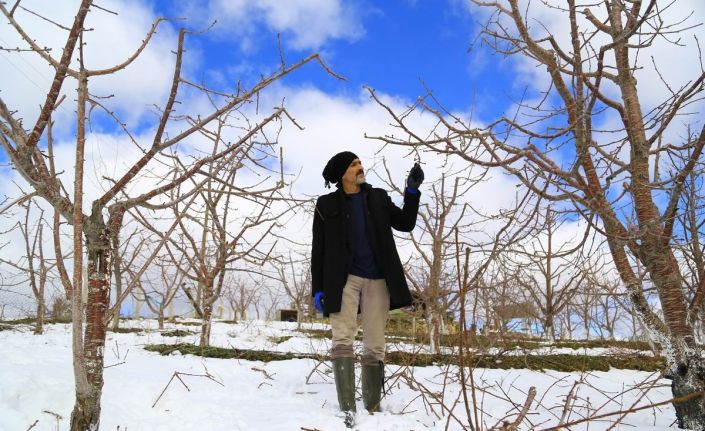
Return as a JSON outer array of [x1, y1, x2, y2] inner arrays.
[[0, 320, 683, 430]]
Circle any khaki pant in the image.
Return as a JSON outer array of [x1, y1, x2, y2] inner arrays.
[[330, 275, 390, 362]]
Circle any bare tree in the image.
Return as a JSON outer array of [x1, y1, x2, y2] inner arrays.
[[0, 2, 339, 429], [580, 259, 630, 340], [20, 202, 52, 333], [478, 261, 535, 335], [256, 275, 284, 320], [222, 276, 259, 322], [593, 278, 623, 340], [673, 144, 705, 342], [378, 163, 477, 353], [0, 200, 57, 333], [144, 146, 291, 346], [109, 224, 146, 330], [131, 253, 184, 329], [571, 274, 598, 340], [511, 208, 586, 341], [367, 1, 705, 427], [271, 250, 311, 327]]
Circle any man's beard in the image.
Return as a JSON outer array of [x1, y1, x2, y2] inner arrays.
[[355, 174, 366, 185]]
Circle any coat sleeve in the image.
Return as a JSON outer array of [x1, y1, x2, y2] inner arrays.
[[386, 189, 421, 232], [311, 198, 324, 296]]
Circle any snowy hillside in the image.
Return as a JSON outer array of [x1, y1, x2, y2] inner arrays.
[[0, 320, 680, 430]]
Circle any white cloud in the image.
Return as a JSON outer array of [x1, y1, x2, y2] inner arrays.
[[0, 0, 180, 134], [199, 0, 365, 51], [0, 0, 598, 313], [241, 83, 531, 264], [461, 0, 705, 216], [464, 1, 705, 113]]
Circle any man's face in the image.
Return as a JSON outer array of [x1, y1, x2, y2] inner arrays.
[[342, 158, 365, 185]]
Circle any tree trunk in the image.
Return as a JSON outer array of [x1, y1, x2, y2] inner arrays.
[[134, 297, 142, 319], [427, 320, 436, 354], [545, 315, 555, 343], [168, 302, 174, 323], [199, 279, 214, 347], [71, 389, 101, 431], [200, 303, 213, 347], [626, 302, 637, 340], [34, 300, 45, 335], [562, 311, 573, 340], [70, 235, 111, 430], [670, 358, 705, 430], [34, 223, 48, 335], [157, 308, 165, 330], [296, 304, 303, 330], [111, 233, 122, 331], [428, 310, 442, 354], [111, 293, 121, 330]]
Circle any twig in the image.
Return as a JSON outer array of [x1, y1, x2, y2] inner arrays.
[[9, 1, 21, 17], [152, 370, 224, 408], [492, 386, 536, 430], [305, 359, 330, 384], [558, 380, 579, 426], [17, 5, 71, 31], [251, 366, 275, 380], [42, 410, 63, 431], [104, 360, 126, 369], [90, 2, 118, 15], [0, 191, 39, 216], [539, 391, 704, 430]]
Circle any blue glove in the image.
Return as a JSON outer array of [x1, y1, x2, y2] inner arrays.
[[314, 291, 325, 313], [406, 162, 424, 192]]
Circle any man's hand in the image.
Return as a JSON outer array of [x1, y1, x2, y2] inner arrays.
[[314, 291, 325, 313], [406, 163, 424, 190]]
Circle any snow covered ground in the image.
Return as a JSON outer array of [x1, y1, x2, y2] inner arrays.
[[0, 320, 681, 430]]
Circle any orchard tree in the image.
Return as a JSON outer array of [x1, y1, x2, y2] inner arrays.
[[510, 208, 587, 341], [222, 276, 259, 322], [271, 250, 312, 327], [130, 252, 184, 329], [378, 162, 477, 353], [0, 1, 339, 429], [368, 1, 705, 427], [0, 199, 58, 333], [131, 140, 293, 347]]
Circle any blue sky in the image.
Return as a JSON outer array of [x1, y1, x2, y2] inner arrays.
[[148, 0, 509, 120], [2, 0, 705, 329], [2, 0, 703, 234], [0, 0, 532, 219], [2, 0, 704, 215], [0, 0, 541, 318], [0, 0, 522, 168]]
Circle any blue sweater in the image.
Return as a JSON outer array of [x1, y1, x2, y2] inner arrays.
[[346, 192, 383, 279]]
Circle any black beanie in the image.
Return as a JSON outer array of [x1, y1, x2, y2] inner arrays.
[[322, 151, 358, 188]]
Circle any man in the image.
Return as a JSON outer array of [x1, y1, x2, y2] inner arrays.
[[311, 151, 423, 424]]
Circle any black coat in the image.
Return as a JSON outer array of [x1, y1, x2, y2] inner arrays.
[[311, 183, 420, 316]]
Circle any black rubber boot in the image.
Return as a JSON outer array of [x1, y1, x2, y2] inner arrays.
[[332, 357, 356, 413], [362, 358, 384, 412]]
